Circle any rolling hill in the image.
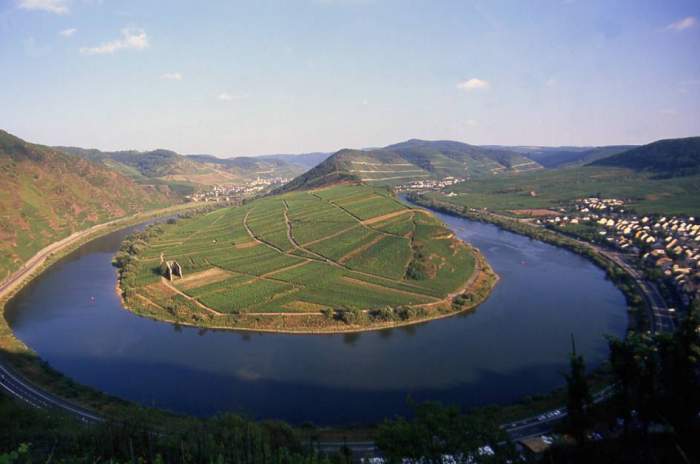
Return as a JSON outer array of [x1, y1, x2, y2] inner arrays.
[[491, 145, 636, 168], [0, 130, 174, 281], [276, 139, 544, 192], [386, 139, 543, 176], [590, 137, 700, 177], [56, 146, 305, 194], [426, 136, 700, 216]]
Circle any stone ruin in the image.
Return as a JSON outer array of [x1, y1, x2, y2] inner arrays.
[[160, 253, 184, 281]]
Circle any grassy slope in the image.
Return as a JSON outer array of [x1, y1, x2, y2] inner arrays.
[[120, 185, 483, 330], [432, 165, 700, 216], [0, 130, 174, 281]]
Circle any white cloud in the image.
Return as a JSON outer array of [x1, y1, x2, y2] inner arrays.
[[217, 92, 247, 101], [80, 27, 149, 55], [456, 78, 490, 91], [464, 119, 479, 127], [667, 16, 697, 31], [18, 0, 68, 14], [59, 28, 76, 37], [161, 72, 182, 81]]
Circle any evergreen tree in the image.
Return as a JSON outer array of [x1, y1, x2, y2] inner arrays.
[[565, 335, 592, 444]]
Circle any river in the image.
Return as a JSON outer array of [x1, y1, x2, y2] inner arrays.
[[4, 209, 627, 425]]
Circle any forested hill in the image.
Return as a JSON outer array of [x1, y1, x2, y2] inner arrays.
[[56, 146, 304, 192], [0, 130, 174, 281], [494, 145, 636, 168], [590, 137, 700, 177]]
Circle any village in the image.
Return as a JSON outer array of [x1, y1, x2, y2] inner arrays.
[[538, 197, 700, 308], [184, 177, 290, 203], [394, 176, 465, 192]]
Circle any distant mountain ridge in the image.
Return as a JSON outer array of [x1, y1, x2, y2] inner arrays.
[[256, 152, 332, 170], [590, 137, 700, 177], [55, 146, 306, 192], [277, 136, 700, 193], [0, 130, 173, 281], [490, 145, 636, 168]]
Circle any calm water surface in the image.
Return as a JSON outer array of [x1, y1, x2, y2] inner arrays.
[[5, 210, 627, 425]]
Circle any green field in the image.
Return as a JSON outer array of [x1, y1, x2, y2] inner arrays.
[[117, 185, 486, 331], [433, 166, 700, 216]]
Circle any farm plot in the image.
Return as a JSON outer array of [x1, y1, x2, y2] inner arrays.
[[198, 279, 295, 314], [286, 197, 356, 244], [176, 268, 236, 291], [345, 235, 412, 279], [182, 274, 255, 298], [293, 278, 430, 310], [306, 226, 380, 261], [370, 211, 415, 236], [334, 194, 405, 221], [121, 184, 481, 325]]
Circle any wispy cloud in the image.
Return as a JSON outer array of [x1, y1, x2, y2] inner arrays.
[[217, 93, 248, 101], [59, 28, 77, 37], [161, 72, 183, 81], [456, 78, 490, 92], [18, 0, 68, 14], [218, 92, 248, 102], [80, 27, 149, 55], [666, 16, 697, 31], [464, 119, 479, 127]]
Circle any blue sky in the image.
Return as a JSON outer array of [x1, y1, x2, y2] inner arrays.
[[1, 0, 699, 155]]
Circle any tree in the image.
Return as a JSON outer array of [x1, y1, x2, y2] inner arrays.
[[657, 300, 700, 439], [376, 402, 511, 463], [608, 332, 660, 440], [565, 335, 592, 444]]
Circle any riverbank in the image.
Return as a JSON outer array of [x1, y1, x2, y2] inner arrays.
[[2, 195, 627, 442], [0, 202, 216, 422], [406, 193, 650, 332]]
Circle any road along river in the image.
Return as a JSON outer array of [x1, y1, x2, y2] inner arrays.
[[4, 210, 627, 425]]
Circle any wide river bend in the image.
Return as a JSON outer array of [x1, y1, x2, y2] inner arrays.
[[5, 209, 627, 425]]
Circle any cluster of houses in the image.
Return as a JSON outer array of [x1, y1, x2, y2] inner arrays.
[[395, 176, 465, 192], [538, 197, 700, 306], [185, 177, 290, 202]]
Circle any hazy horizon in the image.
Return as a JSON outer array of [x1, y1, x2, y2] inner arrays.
[[1, 0, 699, 156]]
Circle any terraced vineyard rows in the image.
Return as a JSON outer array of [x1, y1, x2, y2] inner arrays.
[[117, 185, 495, 332]]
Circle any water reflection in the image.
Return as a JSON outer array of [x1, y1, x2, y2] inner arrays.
[[342, 332, 361, 346]]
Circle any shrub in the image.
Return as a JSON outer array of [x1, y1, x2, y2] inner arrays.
[[369, 306, 395, 322]]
